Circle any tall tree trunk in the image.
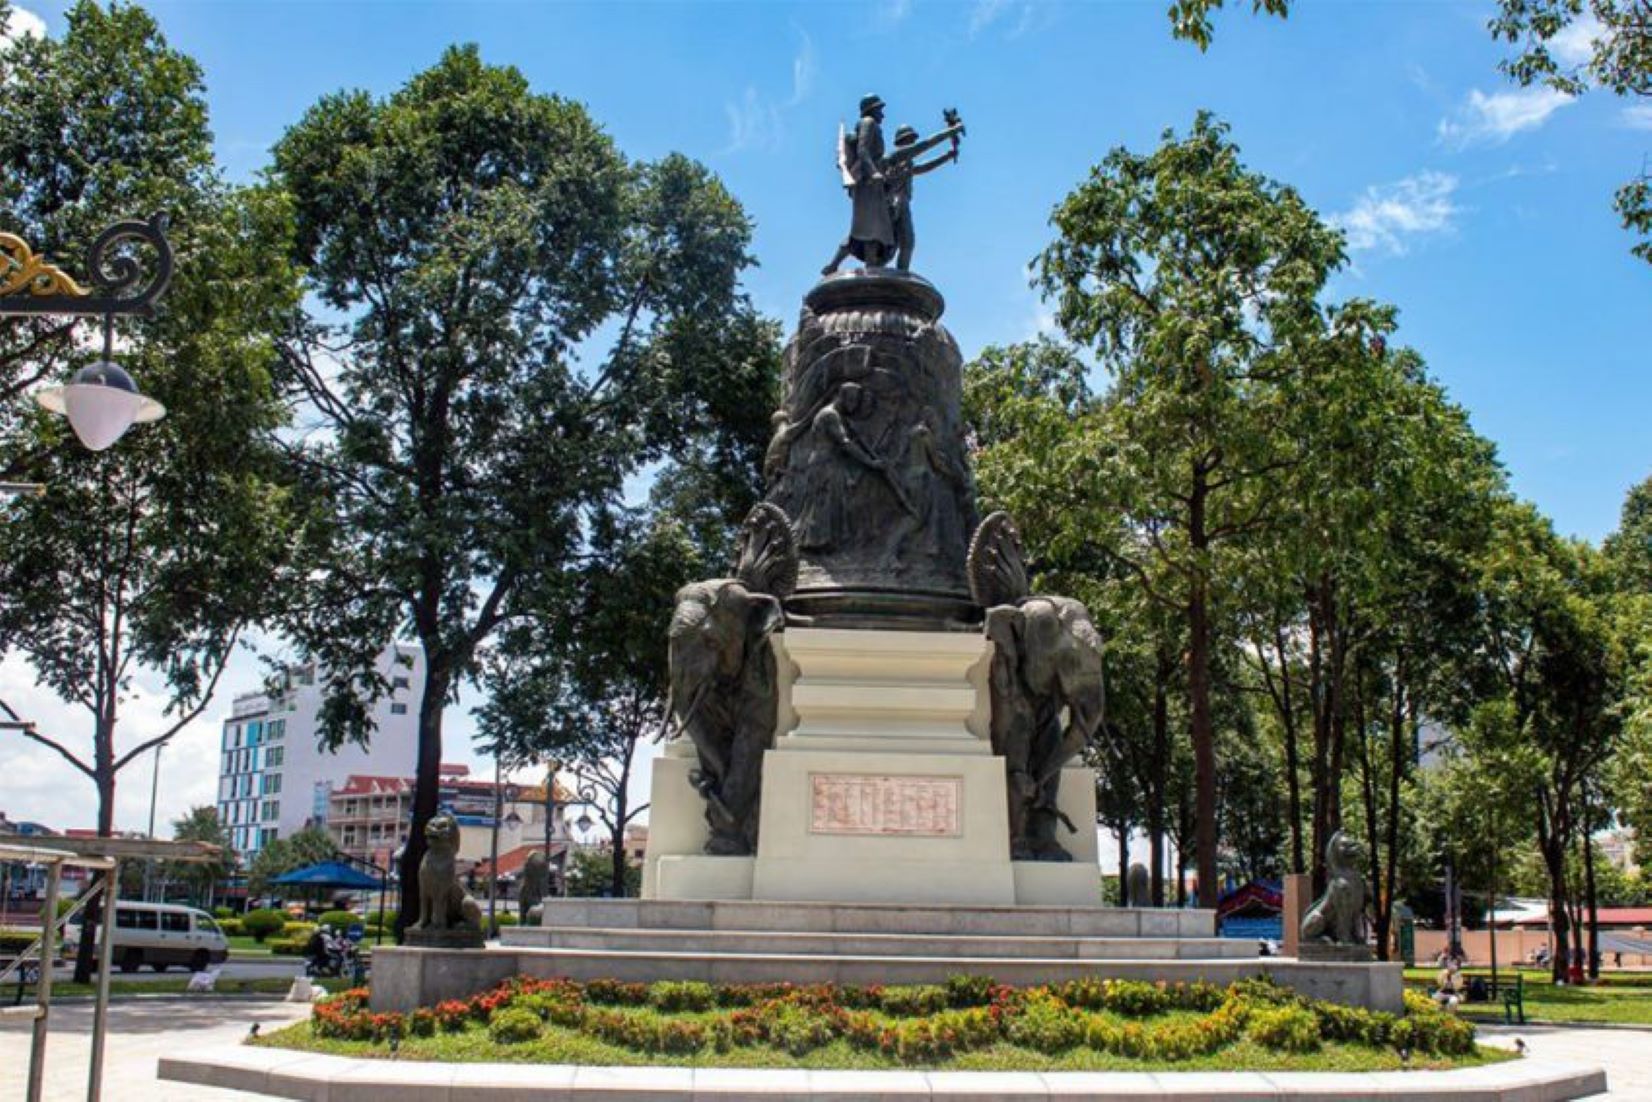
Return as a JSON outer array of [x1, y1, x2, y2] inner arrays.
[[1583, 811, 1600, 981], [73, 718, 118, 984], [397, 664, 451, 942], [1149, 647, 1173, 905], [1187, 469, 1218, 909], [1377, 683, 1408, 965], [1307, 592, 1330, 893], [1271, 629, 1305, 876], [1537, 795, 1571, 983]]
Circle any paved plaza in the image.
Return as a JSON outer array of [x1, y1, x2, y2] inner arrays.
[[0, 997, 306, 1101], [0, 996, 1641, 1101]]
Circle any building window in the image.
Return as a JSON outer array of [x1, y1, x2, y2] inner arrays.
[[263, 800, 280, 821], [392, 676, 409, 690], [262, 773, 282, 795], [269, 719, 285, 741], [266, 746, 284, 767], [390, 703, 408, 715]]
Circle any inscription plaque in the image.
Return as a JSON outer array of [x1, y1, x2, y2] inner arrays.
[[809, 773, 962, 837]]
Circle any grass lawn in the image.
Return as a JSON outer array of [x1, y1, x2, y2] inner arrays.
[[257, 1016, 1514, 1073], [33, 975, 295, 998], [1402, 967, 1652, 1025]]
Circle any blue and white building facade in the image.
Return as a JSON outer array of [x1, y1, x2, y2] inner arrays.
[[217, 643, 425, 860]]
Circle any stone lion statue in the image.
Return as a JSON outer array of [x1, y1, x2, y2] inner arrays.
[[1301, 830, 1368, 945], [410, 812, 483, 936]]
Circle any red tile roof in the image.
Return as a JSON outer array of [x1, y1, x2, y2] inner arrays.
[[471, 842, 569, 880]]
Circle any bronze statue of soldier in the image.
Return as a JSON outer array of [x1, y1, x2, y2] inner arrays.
[[822, 95, 963, 275]]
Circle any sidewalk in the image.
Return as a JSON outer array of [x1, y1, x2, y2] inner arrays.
[[0, 996, 304, 1101], [1480, 1023, 1635, 1098]]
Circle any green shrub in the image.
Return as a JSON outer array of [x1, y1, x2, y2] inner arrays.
[[518, 991, 585, 1028], [268, 937, 308, 956], [1005, 991, 1084, 1053], [242, 908, 287, 943], [1, 928, 38, 954], [282, 921, 317, 942], [584, 979, 650, 1005], [488, 1007, 542, 1044], [318, 910, 357, 930], [212, 906, 234, 919], [650, 980, 717, 1012], [216, 917, 244, 937], [878, 984, 951, 1016], [945, 974, 996, 1007], [757, 1001, 835, 1056], [1247, 1005, 1321, 1053], [495, 912, 518, 927]]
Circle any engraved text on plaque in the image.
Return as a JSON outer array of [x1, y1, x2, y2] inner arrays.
[[809, 774, 962, 837]]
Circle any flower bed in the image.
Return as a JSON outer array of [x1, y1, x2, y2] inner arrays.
[[260, 974, 1503, 1072]]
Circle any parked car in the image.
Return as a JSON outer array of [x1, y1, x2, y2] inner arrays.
[[65, 901, 230, 973]]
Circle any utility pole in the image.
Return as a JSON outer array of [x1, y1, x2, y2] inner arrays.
[[142, 745, 162, 901]]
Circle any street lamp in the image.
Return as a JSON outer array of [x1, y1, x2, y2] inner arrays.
[[1, 214, 174, 462]]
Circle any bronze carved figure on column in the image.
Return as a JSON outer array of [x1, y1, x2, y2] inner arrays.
[[970, 512, 1106, 862], [667, 504, 798, 855]]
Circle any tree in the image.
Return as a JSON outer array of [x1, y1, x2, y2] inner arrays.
[[563, 844, 641, 898], [166, 806, 237, 909], [481, 518, 697, 898], [268, 46, 776, 936], [1491, 0, 1652, 262], [1475, 505, 1626, 980], [0, 0, 300, 982], [1032, 113, 1345, 906], [246, 826, 337, 898]]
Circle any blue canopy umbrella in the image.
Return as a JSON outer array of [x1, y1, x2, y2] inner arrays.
[[269, 860, 382, 891]]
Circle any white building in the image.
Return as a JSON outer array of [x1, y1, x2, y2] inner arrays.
[[217, 643, 424, 859]]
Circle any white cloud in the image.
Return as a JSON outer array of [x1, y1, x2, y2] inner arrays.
[[1334, 171, 1460, 256], [1623, 105, 1652, 131], [1549, 13, 1602, 67], [1438, 87, 1573, 147], [787, 30, 816, 108], [0, 653, 232, 836], [968, 0, 1050, 38], [1, 4, 45, 42], [721, 30, 816, 154], [876, 0, 913, 29]]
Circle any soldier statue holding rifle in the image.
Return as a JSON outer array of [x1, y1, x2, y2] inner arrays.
[[822, 95, 964, 274]]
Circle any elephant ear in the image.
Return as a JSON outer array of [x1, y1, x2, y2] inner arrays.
[[735, 503, 799, 599], [968, 511, 1030, 608]]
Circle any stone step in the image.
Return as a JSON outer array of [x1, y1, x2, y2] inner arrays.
[[505, 924, 1260, 961], [532, 897, 1217, 939]]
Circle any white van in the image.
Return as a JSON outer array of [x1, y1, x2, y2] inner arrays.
[[67, 901, 230, 973]]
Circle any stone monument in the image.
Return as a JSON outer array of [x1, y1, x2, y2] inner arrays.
[[368, 103, 1408, 1016], [1299, 831, 1374, 962], [646, 95, 1104, 907], [405, 812, 485, 949]]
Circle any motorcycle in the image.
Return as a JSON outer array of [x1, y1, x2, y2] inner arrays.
[[303, 926, 360, 980]]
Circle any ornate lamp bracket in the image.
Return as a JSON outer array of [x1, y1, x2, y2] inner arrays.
[[0, 213, 173, 318]]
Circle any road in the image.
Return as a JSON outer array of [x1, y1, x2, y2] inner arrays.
[[45, 955, 305, 984]]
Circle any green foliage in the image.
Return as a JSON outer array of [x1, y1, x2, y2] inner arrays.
[[945, 974, 997, 1007], [1167, 0, 1290, 50], [877, 984, 951, 1017], [1246, 1004, 1321, 1052], [486, 1007, 543, 1045], [268, 936, 308, 956], [649, 980, 716, 1012], [246, 828, 338, 896], [0, 9, 302, 984], [265, 45, 779, 928], [318, 910, 356, 931], [242, 909, 288, 943], [562, 845, 641, 899], [1005, 991, 1086, 1052]]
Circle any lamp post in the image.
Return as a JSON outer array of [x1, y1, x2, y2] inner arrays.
[[1, 214, 174, 463], [542, 760, 561, 892], [486, 762, 521, 938], [141, 744, 163, 902]]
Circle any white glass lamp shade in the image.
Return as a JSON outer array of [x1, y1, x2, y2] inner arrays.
[[504, 810, 523, 830], [36, 361, 166, 452], [575, 811, 594, 835]]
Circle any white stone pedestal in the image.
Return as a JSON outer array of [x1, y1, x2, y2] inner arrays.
[[642, 627, 1104, 907]]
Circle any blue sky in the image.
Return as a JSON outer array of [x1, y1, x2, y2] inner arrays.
[[4, 0, 1648, 835]]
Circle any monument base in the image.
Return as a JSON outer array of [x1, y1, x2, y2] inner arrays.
[[1298, 943, 1376, 963], [403, 927, 485, 950]]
